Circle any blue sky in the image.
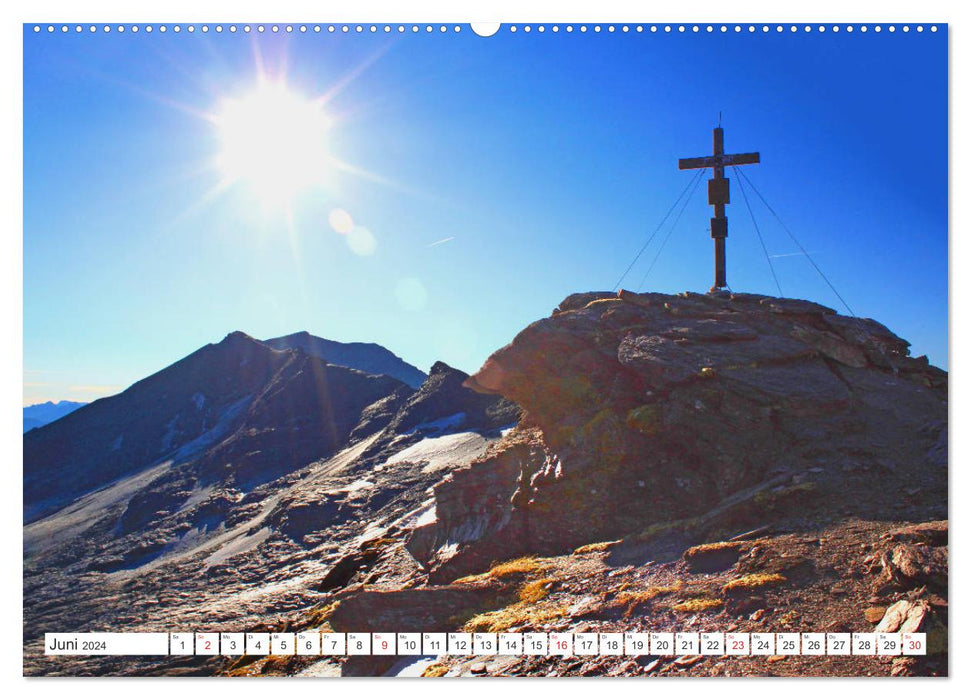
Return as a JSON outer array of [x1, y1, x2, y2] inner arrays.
[[23, 24, 947, 405]]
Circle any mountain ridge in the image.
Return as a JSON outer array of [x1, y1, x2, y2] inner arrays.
[[263, 331, 428, 389]]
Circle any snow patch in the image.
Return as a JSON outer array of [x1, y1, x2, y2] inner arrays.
[[404, 412, 466, 435], [381, 431, 495, 472], [204, 526, 271, 567], [391, 656, 441, 677], [414, 504, 438, 527], [160, 414, 180, 452]]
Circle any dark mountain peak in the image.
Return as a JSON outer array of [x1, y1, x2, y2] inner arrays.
[[263, 332, 427, 389], [382, 356, 519, 437], [218, 330, 262, 347], [23, 329, 410, 521], [428, 360, 467, 378]]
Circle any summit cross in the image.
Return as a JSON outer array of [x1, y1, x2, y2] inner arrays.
[[678, 127, 760, 291]]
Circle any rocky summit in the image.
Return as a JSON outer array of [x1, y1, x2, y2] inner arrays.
[[23, 292, 948, 678], [406, 290, 946, 583]]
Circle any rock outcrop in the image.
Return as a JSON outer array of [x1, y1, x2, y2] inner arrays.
[[407, 290, 947, 581]]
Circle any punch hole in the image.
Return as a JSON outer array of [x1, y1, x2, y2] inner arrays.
[[469, 24, 498, 36]]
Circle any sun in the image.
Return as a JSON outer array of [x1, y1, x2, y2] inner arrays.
[[212, 81, 331, 208]]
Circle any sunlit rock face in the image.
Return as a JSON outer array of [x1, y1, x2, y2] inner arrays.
[[408, 290, 947, 582]]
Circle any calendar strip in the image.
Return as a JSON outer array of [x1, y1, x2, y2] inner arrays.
[[44, 631, 927, 657]]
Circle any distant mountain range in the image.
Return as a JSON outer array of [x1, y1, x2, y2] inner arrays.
[[23, 400, 86, 433]]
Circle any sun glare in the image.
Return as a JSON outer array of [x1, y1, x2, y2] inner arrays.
[[213, 82, 331, 208]]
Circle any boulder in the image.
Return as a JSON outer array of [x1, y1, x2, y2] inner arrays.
[[875, 599, 930, 633]]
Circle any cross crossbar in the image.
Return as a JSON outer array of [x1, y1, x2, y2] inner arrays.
[[678, 152, 760, 170]]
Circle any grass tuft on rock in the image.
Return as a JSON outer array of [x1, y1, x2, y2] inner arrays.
[[421, 663, 449, 677], [574, 540, 621, 555], [672, 597, 724, 613], [723, 572, 786, 594], [453, 556, 548, 585], [462, 603, 569, 633], [519, 577, 555, 604], [684, 541, 743, 557]]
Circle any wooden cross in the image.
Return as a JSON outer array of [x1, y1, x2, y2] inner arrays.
[[679, 127, 760, 291]]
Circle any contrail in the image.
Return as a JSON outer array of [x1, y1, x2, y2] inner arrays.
[[428, 236, 455, 248], [768, 250, 820, 259]]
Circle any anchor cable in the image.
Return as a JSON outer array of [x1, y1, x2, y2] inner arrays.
[[734, 165, 783, 297], [613, 168, 705, 291], [637, 166, 707, 291], [736, 168, 856, 318]]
